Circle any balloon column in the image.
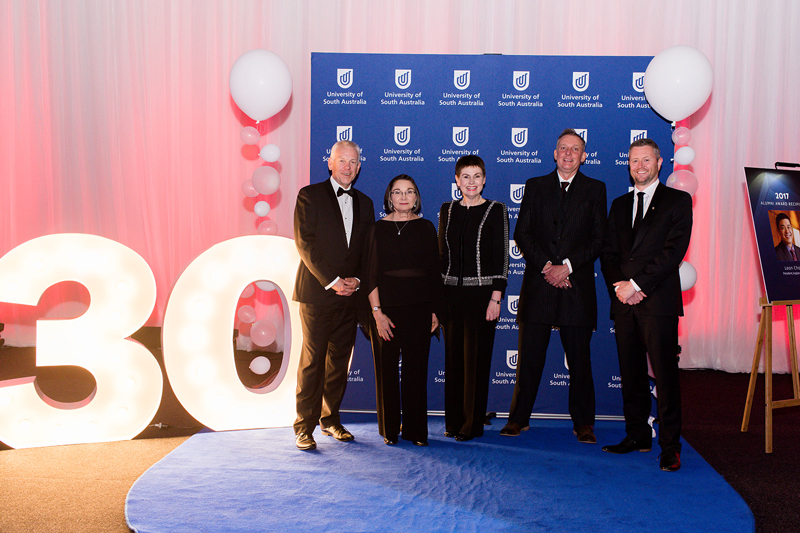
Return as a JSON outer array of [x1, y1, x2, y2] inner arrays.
[[644, 45, 713, 292], [229, 49, 293, 349]]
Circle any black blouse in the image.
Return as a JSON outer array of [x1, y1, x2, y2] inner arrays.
[[366, 217, 444, 315], [438, 200, 509, 295]]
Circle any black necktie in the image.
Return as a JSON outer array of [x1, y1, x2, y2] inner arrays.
[[561, 181, 569, 197], [634, 191, 645, 231], [337, 187, 354, 197]]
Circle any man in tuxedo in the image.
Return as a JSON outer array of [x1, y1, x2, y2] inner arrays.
[[600, 138, 692, 471], [500, 129, 606, 444], [292, 140, 374, 450], [774, 213, 800, 261]]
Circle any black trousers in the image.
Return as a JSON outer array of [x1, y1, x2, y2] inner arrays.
[[507, 322, 595, 430], [443, 286, 497, 438], [293, 302, 357, 435], [369, 302, 432, 442], [613, 312, 681, 452]]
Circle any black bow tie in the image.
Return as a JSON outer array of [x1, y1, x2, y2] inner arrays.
[[337, 187, 354, 197]]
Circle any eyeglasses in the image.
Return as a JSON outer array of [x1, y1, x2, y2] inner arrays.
[[391, 189, 417, 197]]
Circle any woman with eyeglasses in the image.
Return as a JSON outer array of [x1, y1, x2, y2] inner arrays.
[[365, 174, 444, 447], [438, 155, 509, 441]]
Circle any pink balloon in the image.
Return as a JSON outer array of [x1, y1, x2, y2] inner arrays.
[[240, 126, 260, 145], [250, 319, 277, 347], [252, 166, 280, 195], [240, 284, 255, 299], [242, 179, 259, 198], [666, 170, 699, 197], [237, 305, 256, 324], [257, 220, 279, 235], [672, 127, 692, 146]]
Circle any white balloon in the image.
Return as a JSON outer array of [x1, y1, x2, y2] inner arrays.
[[674, 146, 696, 166], [259, 144, 281, 163], [254, 201, 271, 217], [679, 261, 697, 291], [229, 50, 292, 122], [644, 45, 713, 122], [249, 356, 271, 375], [251, 166, 281, 196], [255, 281, 276, 291]]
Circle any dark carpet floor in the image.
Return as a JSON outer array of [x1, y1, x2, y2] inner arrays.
[[680, 369, 800, 533]]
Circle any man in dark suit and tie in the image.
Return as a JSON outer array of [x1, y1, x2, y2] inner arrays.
[[600, 138, 692, 471], [774, 213, 800, 261], [500, 129, 607, 444], [292, 140, 374, 450]]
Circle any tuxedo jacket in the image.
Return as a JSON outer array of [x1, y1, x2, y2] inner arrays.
[[775, 242, 800, 261], [600, 182, 693, 318], [514, 170, 607, 328], [292, 180, 375, 307]]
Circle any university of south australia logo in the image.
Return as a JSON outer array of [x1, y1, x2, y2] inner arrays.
[[572, 71, 589, 92], [337, 68, 353, 89], [511, 128, 528, 148], [573, 129, 588, 144], [507, 295, 519, 315], [452, 127, 469, 147], [395, 69, 411, 89], [630, 130, 647, 144], [337, 126, 352, 142], [451, 183, 463, 201], [506, 350, 518, 370], [394, 126, 410, 146], [632, 72, 645, 93], [509, 240, 522, 260], [453, 70, 470, 90], [513, 71, 529, 91], [510, 184, 525, 204]]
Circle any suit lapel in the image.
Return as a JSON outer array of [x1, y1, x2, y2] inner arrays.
[[324, 182, 349, 250]]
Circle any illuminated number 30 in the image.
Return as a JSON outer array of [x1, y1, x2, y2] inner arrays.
[[0, 234, 301, 449]]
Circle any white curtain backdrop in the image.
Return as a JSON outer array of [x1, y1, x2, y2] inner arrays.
[[1, 0, 799, 372]]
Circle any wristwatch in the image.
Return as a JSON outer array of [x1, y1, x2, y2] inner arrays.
[[372, 306, 381, 312]]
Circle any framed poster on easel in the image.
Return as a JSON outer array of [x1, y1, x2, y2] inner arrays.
[[742, 166, 800, 452]]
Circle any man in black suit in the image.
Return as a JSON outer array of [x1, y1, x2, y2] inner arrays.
[[292, 140, 374, 450], [600, 138, 692, 471], [774, 213, 800, 261], [500, 129, 606, 444]]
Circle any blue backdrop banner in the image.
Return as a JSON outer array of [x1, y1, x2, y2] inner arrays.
[[310, 53, 673, 419]]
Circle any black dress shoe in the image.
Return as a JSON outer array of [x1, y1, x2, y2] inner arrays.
[[383, 436, 398, 445], [413, 440, 428, 447], [602, 436, 651, 454], [659, 449, 681, 471], [499, 422, 530, 436], [454, 433, 473, 442], [320, 424, 355, 441], [295, 432, 316, 450], [443, 431, 457, 438]]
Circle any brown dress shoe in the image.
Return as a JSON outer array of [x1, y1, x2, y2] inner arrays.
[[295, 432, 316, 450], [499, 422, 530, 436], [573, 426, 597, 444]]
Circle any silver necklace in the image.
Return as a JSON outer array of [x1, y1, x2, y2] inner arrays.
[[393, 219, 410, 235]]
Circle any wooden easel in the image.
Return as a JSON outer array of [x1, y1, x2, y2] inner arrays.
[[741, 297, 800, 452]]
